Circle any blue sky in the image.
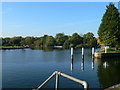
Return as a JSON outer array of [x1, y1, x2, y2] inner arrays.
[[2, 2, 119, 37]]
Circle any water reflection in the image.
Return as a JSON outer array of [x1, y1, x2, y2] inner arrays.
[[71, 58, 74, 72], [81, 59, 84, 71], [92, 58, 94, 70], [95, 57, 120, 89], [103, 61, 109, 69], [70, 54, 95, 71], [31, 46, 63, 52]]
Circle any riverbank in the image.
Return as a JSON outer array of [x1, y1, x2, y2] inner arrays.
[[95, 48, 120, 58], [104, 83, 120, 90], [0, 46, 27, 49]]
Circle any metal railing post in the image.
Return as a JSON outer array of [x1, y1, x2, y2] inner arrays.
[[58, 72, 88, 90], [55, 72, 59, 90], [35, 71, 56, 90], [35, 71, 88, 90], [82, 81, 89, 90]]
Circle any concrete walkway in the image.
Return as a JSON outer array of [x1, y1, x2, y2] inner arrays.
[[104, 84, 120, 90]]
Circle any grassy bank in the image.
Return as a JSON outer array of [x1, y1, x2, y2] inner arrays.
[[96, 48, 120, 53], [95, 48, 120, 58], [0, 46, 24, 49]]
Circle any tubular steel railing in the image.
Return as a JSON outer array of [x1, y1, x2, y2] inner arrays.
[[34, 71, 88, 90]]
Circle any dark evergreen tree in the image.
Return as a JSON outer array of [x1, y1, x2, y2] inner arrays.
[[98, 3, 120, 47]]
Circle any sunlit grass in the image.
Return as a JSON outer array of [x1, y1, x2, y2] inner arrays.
[[0, 46, 22, 49], [96, 48, 120, 53]]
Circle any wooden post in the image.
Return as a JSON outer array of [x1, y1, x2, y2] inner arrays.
[[82, 47, 84, 60], [71, 48, 73, 60], [92, 47, 94, 59]]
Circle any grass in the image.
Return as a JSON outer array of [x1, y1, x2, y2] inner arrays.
[[0, 46, 22, 49], [96, 48, 120, 53]]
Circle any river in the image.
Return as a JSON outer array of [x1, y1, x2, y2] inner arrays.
[[2, 48, 120, 89]]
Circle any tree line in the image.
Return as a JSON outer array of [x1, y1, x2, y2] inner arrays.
[[2, 3, 120, 49], [1, 32, 98, 49]]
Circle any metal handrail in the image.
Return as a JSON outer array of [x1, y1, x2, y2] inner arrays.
[[34, 71, 88, 90]]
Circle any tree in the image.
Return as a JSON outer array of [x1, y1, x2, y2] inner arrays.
[[70, 33, 83, 47], [34, 37, 45, 47], [39, 35, 47, 46], [3, 38, 11, 46], [20, 38, 26, 46], [55, 33, 66, 46], [45, 36, 56, 46], [24, 37, 35, 47], [9, 36, 22, 46], [83, 32, 97, 47], [98, 3, 120, 47], [63, 40, 71, 49]]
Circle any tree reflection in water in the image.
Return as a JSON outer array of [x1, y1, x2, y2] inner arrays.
[[95, 57, 120, 88]]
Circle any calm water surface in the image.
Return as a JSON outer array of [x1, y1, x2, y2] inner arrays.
[[2, 48, 120, 89]]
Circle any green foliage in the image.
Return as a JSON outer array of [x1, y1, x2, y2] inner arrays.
[[9, 36, 22, 46], [97, 48, 120, 53], [98, 3, 120, 47], [34, 37, 44, 47], [83, 32, 97, 47], [55, 33, 68, 46], [45, 36, 56, 46], [34, 40, 42, 47], [2, 32, 98, 49], [83, 32, 94, 40], [24, 37, 35, 46], [63, 40, 71, 49], [70, 33, 83, 48]]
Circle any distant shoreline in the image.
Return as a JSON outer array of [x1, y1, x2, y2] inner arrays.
[[1, 45, 98, 50], [0, 46, 29, 50]]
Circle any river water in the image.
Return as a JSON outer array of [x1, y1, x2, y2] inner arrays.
[[2, 48, 120, 89]]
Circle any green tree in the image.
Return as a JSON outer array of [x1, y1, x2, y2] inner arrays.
[[98, 3, 120, 47], [9, 36, 22, 46], [20, 38, 26, 46], [70, 33, 83, 47], [2, 38, 6, 46], [34, 37, 44, 47], [3, 38, 11, 46], [24, 37, 35, 47], [63, 40, 71, 49], [83, 32, 97, 47], [55, 33, 66, 46], [45, 36, 56, 46]]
